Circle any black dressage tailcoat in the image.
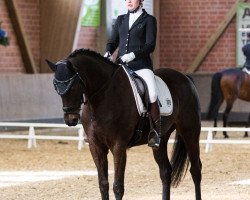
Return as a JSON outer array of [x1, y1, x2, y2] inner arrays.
[[106, 9, 157, 71], [242, 43, 250, 69]]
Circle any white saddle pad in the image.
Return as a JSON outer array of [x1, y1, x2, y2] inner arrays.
[[122, 66, 173, 116], [242, 67, 250, 75]]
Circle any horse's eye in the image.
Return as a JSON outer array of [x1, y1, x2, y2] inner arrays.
[[70, 85, 77, 91], [70, 84, 80, 92]]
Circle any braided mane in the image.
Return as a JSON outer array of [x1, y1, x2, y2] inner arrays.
[[68, 48, 118, 67]]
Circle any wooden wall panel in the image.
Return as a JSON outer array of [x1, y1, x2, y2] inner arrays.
[[40, 0, 82, 73]]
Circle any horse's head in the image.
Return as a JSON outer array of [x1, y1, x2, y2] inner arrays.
[[46, 49, 120, 126], [46, 59, 85, 126]]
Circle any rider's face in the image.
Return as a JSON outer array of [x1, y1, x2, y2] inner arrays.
[[126, 0, 140, 11]]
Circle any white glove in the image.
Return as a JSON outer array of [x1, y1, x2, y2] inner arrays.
[[104, 52, 112, 60], [120, 52, 135, 63]]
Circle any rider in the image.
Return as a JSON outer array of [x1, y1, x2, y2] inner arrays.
[[242, 32, 250, 73], [104, 0, 161, 148]]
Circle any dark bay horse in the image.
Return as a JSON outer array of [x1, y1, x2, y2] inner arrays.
[[207, 68, 250, 138], [46, 49, 202, 200]]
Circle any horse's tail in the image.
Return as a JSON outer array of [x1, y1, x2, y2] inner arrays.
[[170, 134, 189, 187], [206, 72, 223, 120], [185, 74, 195, 84]]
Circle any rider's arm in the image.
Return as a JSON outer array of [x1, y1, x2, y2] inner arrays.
[[106, 16, 123, 55]]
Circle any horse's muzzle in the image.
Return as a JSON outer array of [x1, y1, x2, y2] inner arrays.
[[64, 113, 80, 126]]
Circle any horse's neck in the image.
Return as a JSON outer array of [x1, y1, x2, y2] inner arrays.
[[79, 56, 118, 99], [83, 55, 115, 74], [86, 66, 134, 112]]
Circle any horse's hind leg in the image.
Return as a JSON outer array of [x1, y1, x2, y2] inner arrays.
[[213, 117, 218, 137], [152, 134, 172, 200], [223, 102, 234, 138], [245, 113, 250, 137], [187, 140, 202, 200], [180, 127, 202, 200], [89, 142, 109, 200], [213, 98, 224, 138]]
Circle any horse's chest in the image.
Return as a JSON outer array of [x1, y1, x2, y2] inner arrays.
[[84, 117, 115, 133]]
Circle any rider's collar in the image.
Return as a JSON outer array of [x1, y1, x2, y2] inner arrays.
[[128, 6, 141, 14]]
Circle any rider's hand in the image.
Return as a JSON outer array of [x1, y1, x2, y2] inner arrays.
[[121, 52, 135, 63], [104, 52, 112, 61]]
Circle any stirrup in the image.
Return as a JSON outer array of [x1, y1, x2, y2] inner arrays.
[[148, 129, 161, 149]]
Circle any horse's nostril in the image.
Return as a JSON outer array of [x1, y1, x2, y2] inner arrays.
[[72, 118, 78, 124], [64, 113, 79, 126]]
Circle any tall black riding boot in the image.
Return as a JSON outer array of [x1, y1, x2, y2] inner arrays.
[[148, 101, 161, 148]]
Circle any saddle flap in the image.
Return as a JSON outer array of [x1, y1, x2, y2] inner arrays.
[[155, 76, 173, 116], [122, 65, 173, 116]]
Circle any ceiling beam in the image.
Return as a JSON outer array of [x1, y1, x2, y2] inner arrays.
[[5, 0, 37, 74]]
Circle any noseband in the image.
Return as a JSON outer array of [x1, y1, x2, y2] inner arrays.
[[62, 101, 82, 114]]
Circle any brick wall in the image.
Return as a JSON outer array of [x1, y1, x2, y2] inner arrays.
[[76, 27, 98, 50], [0, 0, 40, 73], [17, 0, 40, 72], [0, 0, 96, 74], [0, 0, 246, 73], [159, 0, 237, 72], [0, 0, 24, 73]]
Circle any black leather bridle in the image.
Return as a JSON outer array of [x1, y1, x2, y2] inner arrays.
[[53, 71, 86, 114]]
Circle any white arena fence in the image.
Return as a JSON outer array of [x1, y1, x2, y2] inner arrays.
[[0, 122, 85, 150], [0, 122, 249, 152], [200, 127, 250, 153]]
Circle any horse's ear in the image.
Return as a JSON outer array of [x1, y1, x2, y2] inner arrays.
[[67, 59, 77, 72], [45, 59, 56, 72]]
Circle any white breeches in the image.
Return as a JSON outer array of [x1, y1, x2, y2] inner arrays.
[[134, 69, 157, 103]]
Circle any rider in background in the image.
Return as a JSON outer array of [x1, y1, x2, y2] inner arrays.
[[242, 32, 250, 73], [104, 0, 161, 148]]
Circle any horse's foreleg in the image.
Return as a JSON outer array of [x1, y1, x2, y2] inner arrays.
[[153, 136, 172, 200], [89, 142, 109, 200], [111, 145, 127, 200]]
